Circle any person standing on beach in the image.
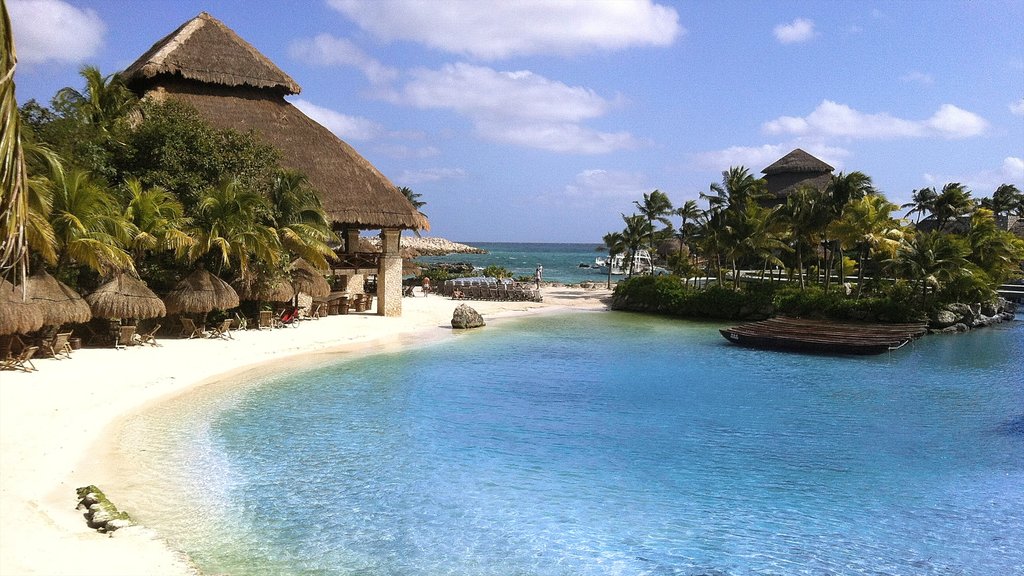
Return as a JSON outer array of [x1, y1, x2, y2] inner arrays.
[[422, 276, 430, 296], [535, 265, 543, 288]]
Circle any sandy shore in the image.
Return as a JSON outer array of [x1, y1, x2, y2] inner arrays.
[[0, 286, 611, 575]]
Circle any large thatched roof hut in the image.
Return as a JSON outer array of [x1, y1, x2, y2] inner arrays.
[[163, 269, 240, 315], [20, 270, 92, 326], [120, 12, 427, 232], [761, 148, 834, 206], [289, 259, 331, 299], [86, 274, 166, 320]]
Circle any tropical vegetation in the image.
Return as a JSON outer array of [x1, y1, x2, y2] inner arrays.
[[606, 168, 1023, 322]]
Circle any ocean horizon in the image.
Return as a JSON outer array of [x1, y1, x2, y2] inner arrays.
[[113, 310, 1024, 575], [416, 241, 613, 285]]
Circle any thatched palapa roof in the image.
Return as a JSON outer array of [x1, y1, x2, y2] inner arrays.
[[121, 12, 299, 94], [234, 277, 294, 302], [121, 12, 428, 232], [289, 259, 331, 298], [21, 270, 92, 326], [163, 269, 240, 315], [762, 148, 834, 175], [86, 274, 166, 320], [0, 279, 44, 336]]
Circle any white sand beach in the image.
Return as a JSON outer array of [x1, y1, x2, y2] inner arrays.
[[0, 286, 612, 575]]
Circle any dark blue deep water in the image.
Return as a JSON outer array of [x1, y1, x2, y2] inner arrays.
[[118, 312, 1024, 575]]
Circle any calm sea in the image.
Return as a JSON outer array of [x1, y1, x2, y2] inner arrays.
[[114, 311, 1024, 575], [415, 242, 610, 284]]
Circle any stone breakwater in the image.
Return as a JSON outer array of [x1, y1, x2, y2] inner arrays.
[[928, 298, 1017, 333], [364, 236, 487, 256]]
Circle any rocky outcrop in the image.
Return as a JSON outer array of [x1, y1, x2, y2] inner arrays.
[[364, 236, 487, 256], [76, 485, 133, 533], [451, 304, 485, 329], [928, 297, 1017, 333]]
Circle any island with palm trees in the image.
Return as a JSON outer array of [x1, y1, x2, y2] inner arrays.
[[600, 149, 1023, 336]]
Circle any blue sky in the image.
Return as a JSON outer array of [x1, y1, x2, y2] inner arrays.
[[9, 0, 1024, 242]]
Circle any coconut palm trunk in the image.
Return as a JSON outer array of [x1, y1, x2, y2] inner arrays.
[[0, 0, 29, 282]]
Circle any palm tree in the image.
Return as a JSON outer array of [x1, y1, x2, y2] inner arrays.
[[889, 231, 970, 305], [399, 186, 426, 213], [979, 184, 1023, 219], [931, 182, 974, 232], [674, 199, 700, 261], [902, 187, 938, 224], [269, 170, 335, 270], [703, 166, 767, 215], [188, 177, 281, 285], [0, 0, 29, 281], [120, 177, 192, 261], [49, 168, 135, 276], [600, 231, 626, 289], [967, 208, 1024, 286], [829, 194, 903, 297], [53, 65, 136, 130], [736, 203, 788, 284], [621, 213, 652, 278], [634, 189, 673, 255], [781, 185, 828, 289], [824, 171, 877, 287]]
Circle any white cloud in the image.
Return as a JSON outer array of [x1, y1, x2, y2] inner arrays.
[[1003, 156, 1024, 181], [396, 168, 467, 185], [291, 98, 385, 141], [922, 157, 1024, 193], [288, 34, 398, 85], [773, 18, 816, 44], [763, 100, 988, 140], [327, 0, 682, 60], [564, 169, 649, 200], [900, 71, 934, 85], [692, 143, 849, 173], [1010, 98, 1024, 116], [391, 62, 639, 154], [8, 0, 104, 64]]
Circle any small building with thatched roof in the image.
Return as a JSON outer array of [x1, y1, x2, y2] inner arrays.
[[761, 149, 834, 206], [120, 12, 428, 317]]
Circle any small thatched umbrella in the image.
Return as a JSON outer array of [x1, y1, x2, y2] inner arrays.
[[163, 269, 240, 315], [0, 279, 45, 336], [235, 277, 294, 303], [289, 259, 331, 298], [20, 270, 92, 326], [86, 274, 166, 320]]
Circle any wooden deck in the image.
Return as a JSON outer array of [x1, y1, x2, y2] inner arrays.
[[720, 317, 928, 355]]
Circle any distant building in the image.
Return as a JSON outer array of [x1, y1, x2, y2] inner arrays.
[[761, 148, 834, 206], [121, 12, 428, 317]]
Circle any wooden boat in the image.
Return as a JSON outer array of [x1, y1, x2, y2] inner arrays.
[[720, 317, 928, 355]]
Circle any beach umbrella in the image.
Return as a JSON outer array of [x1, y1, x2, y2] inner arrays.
[[19, 270, 92, 326], [85, 273, 166, 320], [0, 279, 45, 335], [289, 259, 331, 298], [163, 269, 240, 315], [235, 276, 294, 302]]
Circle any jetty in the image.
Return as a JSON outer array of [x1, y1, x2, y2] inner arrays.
[[720, 317, 928, 355]]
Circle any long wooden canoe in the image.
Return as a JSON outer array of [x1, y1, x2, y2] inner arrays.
[[720, 317, 928, 355]]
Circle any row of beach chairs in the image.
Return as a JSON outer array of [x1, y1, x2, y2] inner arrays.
[[443, 282, 542, 302]]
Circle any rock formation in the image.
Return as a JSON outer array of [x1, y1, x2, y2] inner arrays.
[[451, 304, 485, 329]]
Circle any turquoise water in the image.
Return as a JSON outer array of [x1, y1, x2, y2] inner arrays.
[[416, 242, 610, 284], [117, 312, 1024, 575]]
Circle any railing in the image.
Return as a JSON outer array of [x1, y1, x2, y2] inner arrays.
[[332, 252, 381, 271]]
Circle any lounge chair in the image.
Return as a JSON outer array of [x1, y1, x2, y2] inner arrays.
[[115, 325, 137, 349], [1, 345, 39, 372], [42, 331, 73, 359], [208, 318, 233, 340], [137, 324, 161, 346], [278, 306, 298, 327], [180, 317, 205, 339], [258, 310, 274, 330], [309, 302, 324, 319]]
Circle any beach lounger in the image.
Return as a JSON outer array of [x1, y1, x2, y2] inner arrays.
[[309, 302, 324, 319], [208, 318, 233, 340], [42, 331, 73, 359], [1, 345, 39, 372], [115, 325, 137, 349], [258, 310, 274, 330], [180, 317, 205, 339], [137, 324, 161, 346]]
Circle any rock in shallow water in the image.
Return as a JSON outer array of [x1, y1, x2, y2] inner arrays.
[[451, 304, 485, 329]]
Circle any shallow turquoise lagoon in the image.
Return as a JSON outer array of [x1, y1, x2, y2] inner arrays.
[[118, 312, 1024, 575]]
